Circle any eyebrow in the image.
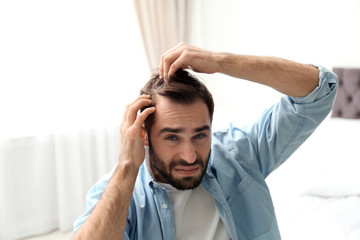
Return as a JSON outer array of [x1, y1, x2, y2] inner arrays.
[[158, 125, 211, 136]]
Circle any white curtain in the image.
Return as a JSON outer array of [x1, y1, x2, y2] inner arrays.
[[133, 0, 192, 70], [0, 0, 148, 239], [1, 0, 196, 238], [0, 128, 119, 240]]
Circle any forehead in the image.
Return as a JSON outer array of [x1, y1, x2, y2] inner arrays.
[[152, 96, 211, 130]]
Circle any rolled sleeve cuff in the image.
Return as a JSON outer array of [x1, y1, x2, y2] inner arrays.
[[291, 64, 338, 104]]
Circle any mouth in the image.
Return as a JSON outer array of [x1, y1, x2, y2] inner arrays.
[[173, 166, 200, 177]]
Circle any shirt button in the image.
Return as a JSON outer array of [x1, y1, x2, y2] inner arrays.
[[162, 203, 168, 209]]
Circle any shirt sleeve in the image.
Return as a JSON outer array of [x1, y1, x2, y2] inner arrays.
[[72, 168, 114, 233], [245, 65, 338, 178], [73, 165, 136, 239]]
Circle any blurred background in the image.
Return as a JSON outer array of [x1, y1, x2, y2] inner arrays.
[[1, 0, 359, 239]]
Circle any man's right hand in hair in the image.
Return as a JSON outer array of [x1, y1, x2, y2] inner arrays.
[[119, 94, 155, 169], [72, 95, 155, 240]]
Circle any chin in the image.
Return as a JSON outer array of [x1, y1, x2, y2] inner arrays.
[[169, 175, 204, 190]]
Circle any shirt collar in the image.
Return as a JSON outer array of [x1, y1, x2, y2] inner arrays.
[[143, 146, 159, 190]]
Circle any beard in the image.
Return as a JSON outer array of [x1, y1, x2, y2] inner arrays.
[[149, 144, 210, 190]]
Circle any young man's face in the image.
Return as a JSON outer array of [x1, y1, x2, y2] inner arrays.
[[147, 96, 212, 190]]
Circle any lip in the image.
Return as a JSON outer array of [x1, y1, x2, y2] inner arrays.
[[174, 166, 200, 176]]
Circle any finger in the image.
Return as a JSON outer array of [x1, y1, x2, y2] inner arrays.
[[160, 47, 177, 78], [162, 50, 188, 80], [122, 95, 149, 124], [160, 42, 188, 78], [122, 95, 151, 124], [166, 54, 189, 78], [160, 50, 181, 79], [160, 43, 187, 68], [125, 98, 152, 126], [133, 106, 156, 128]]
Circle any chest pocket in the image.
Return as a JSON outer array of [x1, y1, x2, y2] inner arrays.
[[227, 176, 275, 239]]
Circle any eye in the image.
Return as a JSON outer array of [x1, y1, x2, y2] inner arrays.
[[165, 135, 178, 141], [193, 133, 206, 140]]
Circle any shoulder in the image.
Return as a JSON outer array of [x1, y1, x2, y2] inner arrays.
[[212, 123, 255, 159]]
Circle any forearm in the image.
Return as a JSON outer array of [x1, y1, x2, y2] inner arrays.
[[160, 43, 319, 97], [216, 53, 319, 97], [73, 162, 138, 240]]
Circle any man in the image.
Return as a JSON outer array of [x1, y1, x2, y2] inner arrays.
[[72, 43, 338, 240]]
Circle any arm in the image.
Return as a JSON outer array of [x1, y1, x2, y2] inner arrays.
[[72, 95, 155, 240], [160, 43, 337, 178], [245, 65, 337, 177], [160, 42, 319, 97]]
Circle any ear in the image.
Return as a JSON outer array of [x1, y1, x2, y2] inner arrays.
[[142, 126, 149, 146]]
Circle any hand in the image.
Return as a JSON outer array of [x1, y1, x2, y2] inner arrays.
[[119, 95, 155, 169], [159, 42, 220, 79]]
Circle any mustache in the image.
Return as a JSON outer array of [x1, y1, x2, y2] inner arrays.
[[169, 159, 204, 169]]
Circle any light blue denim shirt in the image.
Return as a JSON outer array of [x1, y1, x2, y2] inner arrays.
[[74, 65, 338, 240]]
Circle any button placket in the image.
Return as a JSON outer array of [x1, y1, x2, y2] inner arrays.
[[152, 184, 175, 240]]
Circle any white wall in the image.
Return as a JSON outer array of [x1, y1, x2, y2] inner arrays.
[[1, 0, 359, 137], [196, 0, 360, 66], [0, 0, 149, 139], [188, 0, 360, 128]]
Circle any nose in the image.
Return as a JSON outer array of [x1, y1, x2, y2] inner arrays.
[[179, 141, 197, 164]]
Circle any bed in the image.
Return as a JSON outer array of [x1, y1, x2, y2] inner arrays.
[[266, 67, 360, 240]]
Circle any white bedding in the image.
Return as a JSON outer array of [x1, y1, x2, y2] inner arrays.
[[266, 117, 360, 239], [279, 195, 360, 240]]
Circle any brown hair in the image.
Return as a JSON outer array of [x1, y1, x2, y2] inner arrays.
[[140, 69, 214, 134]]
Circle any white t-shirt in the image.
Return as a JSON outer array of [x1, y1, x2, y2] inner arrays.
[[159, 182, 230, 240], [145, 154, 230, 240]]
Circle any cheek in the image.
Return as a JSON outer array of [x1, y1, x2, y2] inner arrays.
[[152, 142, 175, 163], [196, 140, 211, 156]]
